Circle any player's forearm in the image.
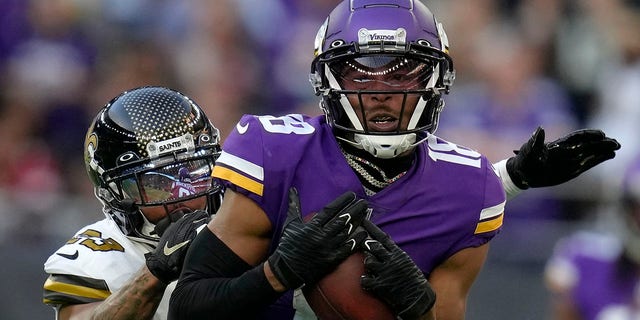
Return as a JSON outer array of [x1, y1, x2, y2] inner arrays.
[[89, 266, 166, 320], [170, 264, 283, 318], [168, 228, 282, 319], [264, 260, 288, 292]]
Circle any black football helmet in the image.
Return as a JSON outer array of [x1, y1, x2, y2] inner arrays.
[[310, 0, 455, 158], [84, 86, 222, 243]]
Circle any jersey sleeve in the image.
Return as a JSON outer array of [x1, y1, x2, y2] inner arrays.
[[447, 155, 506, 255], [212, 114, 317, 228], [43, 273, 111, 307], [212, 115, 269, 203], [475, 160, 506, 238], [42, 220, 144, 309]]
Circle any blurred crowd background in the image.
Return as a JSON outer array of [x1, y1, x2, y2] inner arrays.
[[0, 0, 638, 319]]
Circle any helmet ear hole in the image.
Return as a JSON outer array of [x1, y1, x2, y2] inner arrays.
[[330, 40, 345, 48], [416, 39, 432, 47], [199, 134, 211, 144], [117, 152, 139, 166]]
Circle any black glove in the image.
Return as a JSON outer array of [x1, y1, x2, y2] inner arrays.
[[153, 207, 193, 237], [506, 126, 621, 189], [361, 220, 435, 320], [268, 188, 369, 290], [145, 210, 211, 284]]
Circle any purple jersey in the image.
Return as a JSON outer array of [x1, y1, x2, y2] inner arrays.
[[546, 232, 640, 320], [213, 114, 506, 317]]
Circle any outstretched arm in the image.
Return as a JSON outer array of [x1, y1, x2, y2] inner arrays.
[[495, 127, 620, 199]]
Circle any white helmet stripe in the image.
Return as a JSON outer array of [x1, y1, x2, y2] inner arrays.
[[427, 64, 440, 89], [407, 64, 439, 130], [407, 98, 426, 130], [325, 64, 364, 130]]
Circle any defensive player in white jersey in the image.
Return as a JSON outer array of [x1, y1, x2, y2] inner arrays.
[[42, 86, 224, 320]]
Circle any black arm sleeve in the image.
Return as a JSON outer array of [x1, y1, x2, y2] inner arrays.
[[168, 228, 282, 320]]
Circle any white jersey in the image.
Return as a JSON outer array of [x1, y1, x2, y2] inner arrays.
[[43, 218, 175, 320]]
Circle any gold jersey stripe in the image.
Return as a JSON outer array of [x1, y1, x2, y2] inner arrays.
[[213, 166, 264, 196], [474, 213, 504, 234], [43, 278, 111, 300]]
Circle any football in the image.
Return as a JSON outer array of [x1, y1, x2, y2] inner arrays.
[[302, 251, 395, 320]]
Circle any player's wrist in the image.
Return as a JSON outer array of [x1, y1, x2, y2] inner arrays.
[[263, 260, 288, 292], [142, 264, 171, 288], [397, 287, 436, 320], [496, 158, 526, 199], [144, 253, 174, 285]]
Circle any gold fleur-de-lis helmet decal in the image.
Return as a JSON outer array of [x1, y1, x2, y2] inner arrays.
[[84, 131, 101, 183]]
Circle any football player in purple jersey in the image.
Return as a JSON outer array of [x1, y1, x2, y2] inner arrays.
[[43, 87, 224, 320], [169, 1, 619, 320], [545, 156, 640, 320]]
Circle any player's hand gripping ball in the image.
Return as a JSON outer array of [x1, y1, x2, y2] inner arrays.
[[268, 188, 369, 290], [302, 250, 395, 320], [300, 212, 395, 320]]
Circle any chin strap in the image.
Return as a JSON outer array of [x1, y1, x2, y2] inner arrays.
[[338, 132, 426, 159]]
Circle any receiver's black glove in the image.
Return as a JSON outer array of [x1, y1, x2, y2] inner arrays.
[[268, 188, 369, 290], [145, 210, 210, 284], [507, 127, 620, 189], [361, 220, 435, 320]]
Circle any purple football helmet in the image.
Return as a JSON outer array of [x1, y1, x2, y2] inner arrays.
[[310, 0, 455, 158]]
